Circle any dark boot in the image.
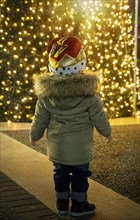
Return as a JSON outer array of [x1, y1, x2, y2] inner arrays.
[[71, 200, 96, 217], [56, 199, 69, 215]]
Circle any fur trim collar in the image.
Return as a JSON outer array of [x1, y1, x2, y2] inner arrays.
[[33, 71, 99, 99]]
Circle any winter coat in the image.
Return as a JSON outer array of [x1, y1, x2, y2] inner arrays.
[[30, 71, 112, 165]]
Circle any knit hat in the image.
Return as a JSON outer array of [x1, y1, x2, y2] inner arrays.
[[46, 36, 86, 76]]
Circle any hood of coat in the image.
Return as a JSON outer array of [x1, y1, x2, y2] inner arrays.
[[33, 71, 99, 99]]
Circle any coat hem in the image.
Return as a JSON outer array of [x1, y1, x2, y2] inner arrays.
[[48, 156, 94, 165]]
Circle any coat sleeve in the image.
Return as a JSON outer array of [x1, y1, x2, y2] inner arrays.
[[30, 96, 51, 141], [88, 94, 112, 137]]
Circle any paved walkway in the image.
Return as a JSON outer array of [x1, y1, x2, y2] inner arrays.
[[0, 172, 61, 220], [0, 118, 140, 220]]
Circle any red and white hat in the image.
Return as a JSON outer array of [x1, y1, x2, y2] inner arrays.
[[46, 36, 86, 76]]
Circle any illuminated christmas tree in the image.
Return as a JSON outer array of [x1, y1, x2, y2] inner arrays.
[[0, 0, 137, 122]]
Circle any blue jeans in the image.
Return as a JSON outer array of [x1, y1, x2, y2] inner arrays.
[[53, 163, 92, 202]]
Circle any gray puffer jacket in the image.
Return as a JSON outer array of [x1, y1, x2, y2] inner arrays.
[[30, 72, 112, 165]]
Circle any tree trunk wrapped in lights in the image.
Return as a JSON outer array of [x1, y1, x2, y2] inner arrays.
[[0, 0, 136, 121]]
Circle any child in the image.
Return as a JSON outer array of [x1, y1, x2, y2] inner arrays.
[[29, 36, 112, 217]]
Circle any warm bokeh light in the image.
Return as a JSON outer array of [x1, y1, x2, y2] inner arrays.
[[0, 0, 139, 122]]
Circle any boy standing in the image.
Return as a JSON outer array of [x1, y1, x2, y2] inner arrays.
[[30, 36, 112, 217]]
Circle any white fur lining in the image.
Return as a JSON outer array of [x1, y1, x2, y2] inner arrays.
[[48, 59, 86, 76]]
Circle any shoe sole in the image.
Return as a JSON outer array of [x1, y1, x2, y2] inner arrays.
[[71, 209, 95, 217], [57, 210, 68, 215]]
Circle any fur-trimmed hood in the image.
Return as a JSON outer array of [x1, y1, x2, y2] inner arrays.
[[33, 71, 99, 99]]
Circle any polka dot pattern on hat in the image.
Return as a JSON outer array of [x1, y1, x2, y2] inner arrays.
[[48, 59, 86, 76]]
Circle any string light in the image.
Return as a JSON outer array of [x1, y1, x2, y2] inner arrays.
[[0, 0, 139, 122]]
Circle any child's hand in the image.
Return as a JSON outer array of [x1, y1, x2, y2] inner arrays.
[[106, 134, 112, 143], [30, 139, 36, 146]]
